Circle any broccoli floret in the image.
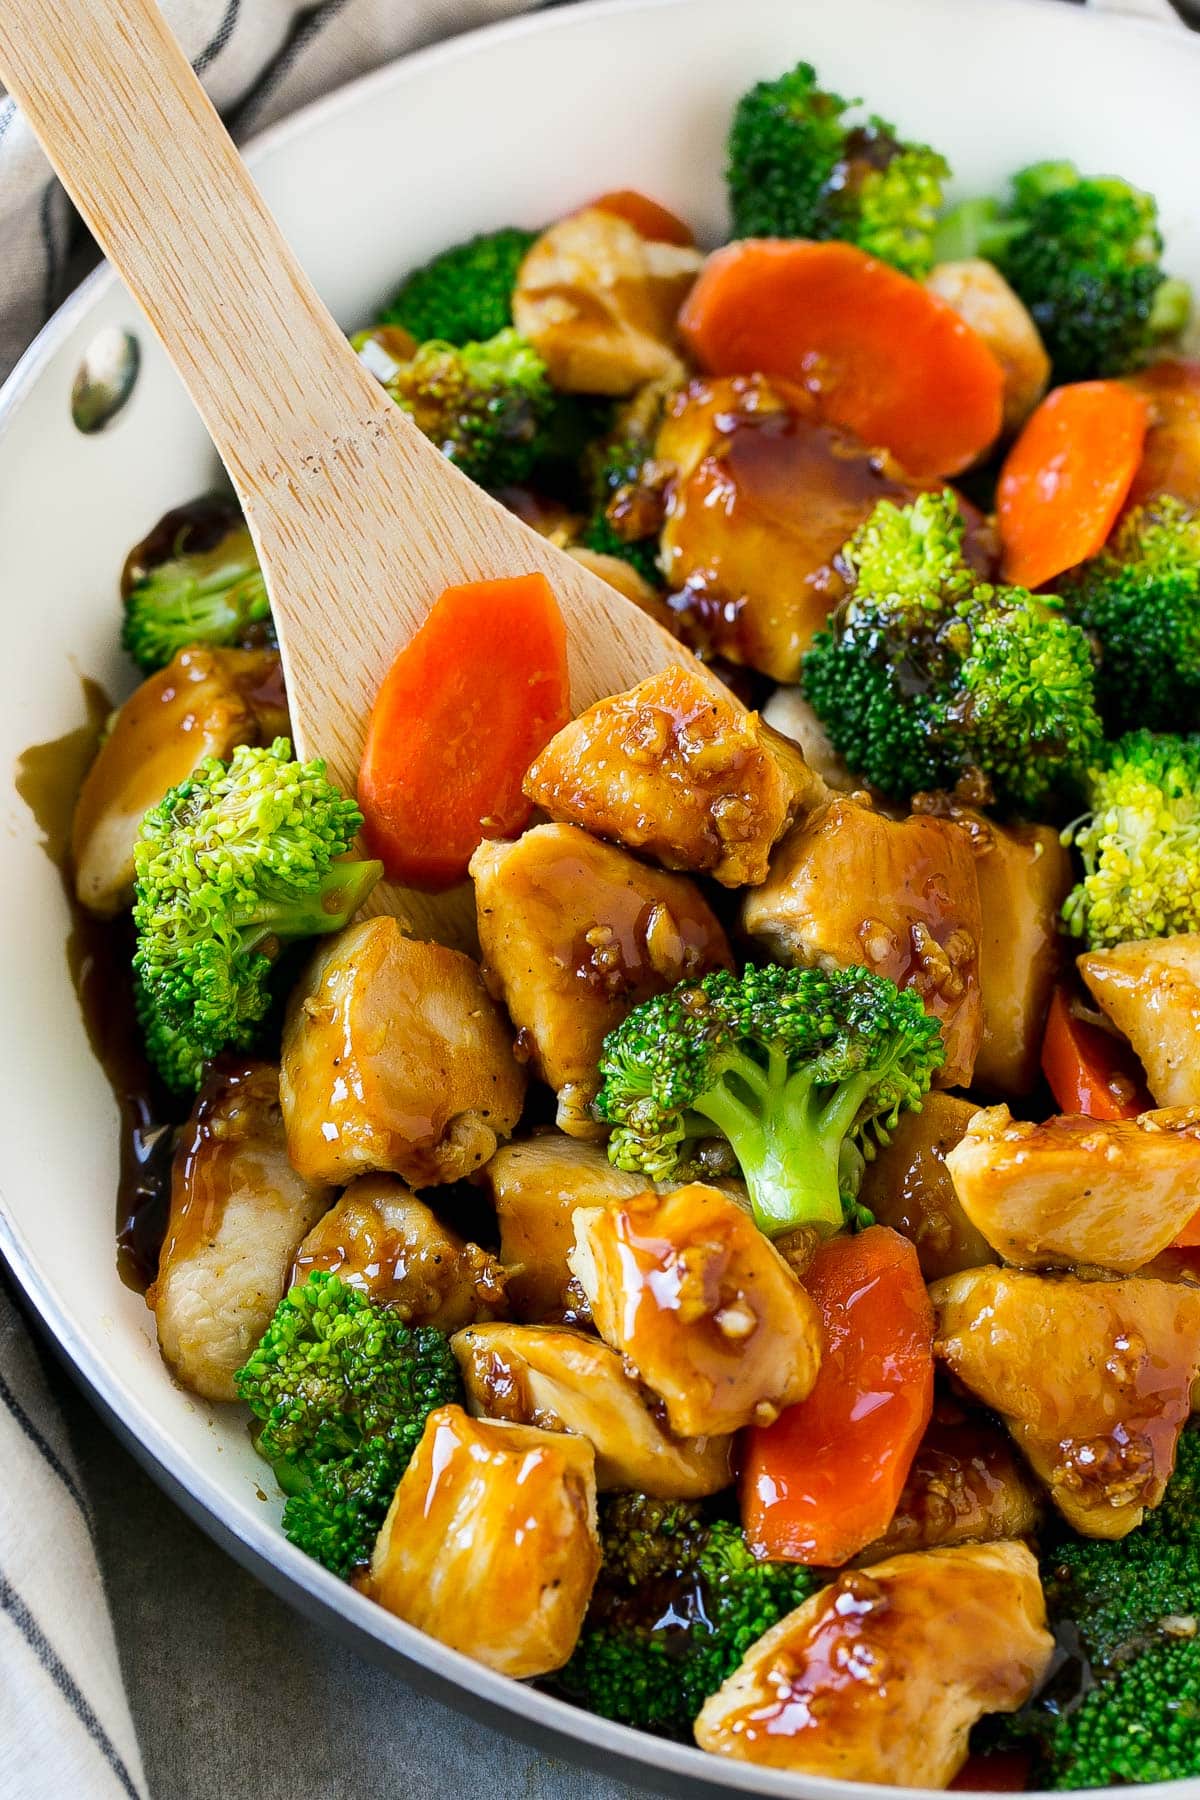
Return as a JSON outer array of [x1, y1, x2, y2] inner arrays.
[[1046, 1639, 1200, 1788], [375, 327, 556, 490], [726, 62, 949, 278], [236, 1271, 461, 1577], [596, 961, 944, 1238], [934, 160, 1190, 382], [580, 436, 664, 588], [132, 738, 381, 1091], [1060, 498, 1200, 735], [1063, 730, 1200, 949], [556, 1494, 816, 1739], [802, 490, 1102, 813], [121, 523, 272, 672], [278, 1438, 400, 1580], [1009, 1428, 1200, 1788], [380, 227, 537, 346]]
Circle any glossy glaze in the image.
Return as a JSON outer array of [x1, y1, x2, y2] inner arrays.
[[933, 1266, 1200, 1537], [695, 1542, 1054, 1784], [151, 1059, 331, 1399], [742, 795, 983, 1087], [363, 1405, 599, 1679], [292, 1173, 508, 1327], [947, 1104, 1200, 1272], [70, 644, 286, 916], [453, 1321, 733, 1496], [525, 663, 820, 888], [1080, 933, 1200, 1109], [657, 374, 921, 682], [280, 916, 526, 1186], [471, 823, 731, 1135], [858, 1093, 996, 1283], [570, 1183, 822, 1437]]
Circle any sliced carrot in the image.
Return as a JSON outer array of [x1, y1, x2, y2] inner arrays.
[[358, 574, 570, 890], [589, 188, 695, 247], [1040, 984, 1151, 1121], [741, 1225, 934, 1566], [998, 381, 1148, 589], [677, 239, 1005, 480]]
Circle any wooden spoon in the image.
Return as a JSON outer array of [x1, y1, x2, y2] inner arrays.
[[0, 0, 699, 945]]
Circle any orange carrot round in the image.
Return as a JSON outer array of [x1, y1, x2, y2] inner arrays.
[[589, 188, 695, 247], [998, 382, 1148, 590], [358, 574, 570, 890], [678, 239, 1005, 480], [741, 1225, 934, 1566]]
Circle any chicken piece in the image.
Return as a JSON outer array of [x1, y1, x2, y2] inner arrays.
[[569, 1183, 821, 1437], [656, 373, 923, 682], [362, 1405, 599, 1678], [946, 1103, 1200, 1272], [511, 207, 702, 395], [564, 546, 670, 619], [482, 1136, 654, 1320], [71, 645, 287, 917], [858, 1094, 997, 1283], [926, 260, 1050, 433], [762, 686, 855, 792], [742, 797, 983, 1088], [1124, 357, 1200, 512], [963, 813, 1073, 1095], [695, 1541, 1053, 1785], [470, 824, 731, 1136], [523, 665, 821, 888], [280, 917, 525, 1186], [291, 1174, 507, 1329], [149, 1060, 331, 1400], [1079, 934, 1200, 1109], [932, 1266, 1200, 1536], [854, 1400, 1042, 1563], [453, 1322, 732, 1498]]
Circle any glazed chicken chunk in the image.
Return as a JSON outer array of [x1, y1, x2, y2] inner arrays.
[[471, 823, 732, 1136], [482, 1136, 659, 1320], [858, 1093, 997, 1283], [524, 665, 822, 887], [569, 1183, 822, 1437], [656, 373, 923, 682], [945, 1104, 1200, 1272], [362, 1405, 600, 1679], [761, 685, 856, 792], [291, 1174, 508, 1329], [694, 1542, 1054, 1786], [150, 1061, 331, 1400], [1079, 933, 1200, 1108], [932, 1266, 1200, 1536], [956, 811, 1073, 1095], [742, 796, 983, 1088], [854, 1401, 1042, 1563], [280, 917, 526, 1186], [71, 645, 287, 916], [453, 1323, 733, 1498], [511, 206, 702, 394]]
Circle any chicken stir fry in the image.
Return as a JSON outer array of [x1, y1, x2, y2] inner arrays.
[[69, 49, 1200, 1795]]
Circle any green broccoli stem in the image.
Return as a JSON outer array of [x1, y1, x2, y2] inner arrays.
[[240, 858, 383, 952], [692, 1049, 875, 1238]]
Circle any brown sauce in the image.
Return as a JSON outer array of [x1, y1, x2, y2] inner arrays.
[[14, 679, 181, 1293]]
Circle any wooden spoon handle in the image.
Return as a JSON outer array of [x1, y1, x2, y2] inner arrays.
[[0, 0, 396, 494]]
